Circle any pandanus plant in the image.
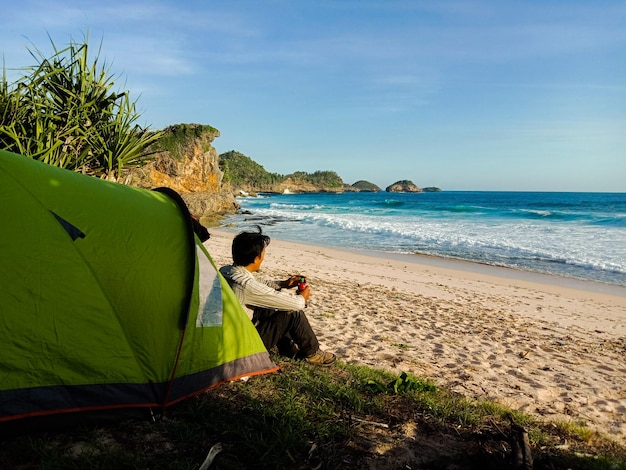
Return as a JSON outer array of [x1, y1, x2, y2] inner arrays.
[[0, 36, 161, 179]]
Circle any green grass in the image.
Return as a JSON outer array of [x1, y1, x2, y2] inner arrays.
[[1, 357, 625, 469]]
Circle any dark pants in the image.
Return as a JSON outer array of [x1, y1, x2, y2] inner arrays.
[[252, 308, 319, 357]]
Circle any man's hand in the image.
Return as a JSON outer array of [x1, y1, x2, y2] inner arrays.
[[281, 274, 303, 289], [297, 284, 311, 302]]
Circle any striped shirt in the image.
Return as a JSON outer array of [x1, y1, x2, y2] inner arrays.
[[219, 264, 306, 319]]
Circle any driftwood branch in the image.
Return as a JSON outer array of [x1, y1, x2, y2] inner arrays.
[[199, 442, 223, 470]]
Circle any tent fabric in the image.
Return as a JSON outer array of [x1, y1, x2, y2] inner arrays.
[[0, 149, 277, 426]]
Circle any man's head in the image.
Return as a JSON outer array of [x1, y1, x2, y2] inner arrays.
[[232, 226, 271, 267]]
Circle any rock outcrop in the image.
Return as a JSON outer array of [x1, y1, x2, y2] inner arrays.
[[385, 180, 422, 193], [125, 124, 239, 217], [350, 180, 381, 192]]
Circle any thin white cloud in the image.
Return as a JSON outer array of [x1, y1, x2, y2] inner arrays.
[[102, 34, 196, 77]]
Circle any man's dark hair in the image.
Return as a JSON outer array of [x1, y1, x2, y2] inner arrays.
[[232, 226, 271, 266]]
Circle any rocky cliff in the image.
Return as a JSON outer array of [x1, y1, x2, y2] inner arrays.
[[125, 124, 239, 218]]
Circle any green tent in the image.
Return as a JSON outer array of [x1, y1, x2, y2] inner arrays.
[[0, 149, 277, 428]]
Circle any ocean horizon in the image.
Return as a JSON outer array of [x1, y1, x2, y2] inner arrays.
[[218, 190, 626, 290]]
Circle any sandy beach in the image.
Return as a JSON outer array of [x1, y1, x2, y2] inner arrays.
[[207, 229, 626, 446]]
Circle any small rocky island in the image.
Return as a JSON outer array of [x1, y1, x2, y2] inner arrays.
[[385, 180, 422, 193], [348, 180, 382, 192]]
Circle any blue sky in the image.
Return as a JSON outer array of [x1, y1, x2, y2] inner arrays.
[[2, 1, 625, 191]]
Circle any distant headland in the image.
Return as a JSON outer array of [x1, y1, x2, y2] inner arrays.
[[217, 150, 441, 195], [125, 124, 441, 219]]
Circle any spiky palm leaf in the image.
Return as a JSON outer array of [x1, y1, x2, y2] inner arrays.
[[0, 35, 161, 177]]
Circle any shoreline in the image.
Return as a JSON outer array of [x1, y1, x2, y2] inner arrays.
[[207, 228, 626, 445], [231, 190, 626, 290], [216, 225, 626, 297], [327, 244, 626, 298]]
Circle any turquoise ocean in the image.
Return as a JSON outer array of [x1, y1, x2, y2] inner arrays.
[[219, 191, 626, 288]]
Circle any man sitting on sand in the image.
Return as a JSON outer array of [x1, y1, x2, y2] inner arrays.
[[219, 227, 336, 366]]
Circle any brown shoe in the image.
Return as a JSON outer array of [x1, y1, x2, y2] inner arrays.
[[305, 350, 337, 366]]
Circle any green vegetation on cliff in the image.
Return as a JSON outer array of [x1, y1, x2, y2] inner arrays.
[[155, 123, 219, 160], [220, 150, 344, 191], [351, 180, 381, 191], [285, 170, 343, 188], [219, 150, 284, 189]]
